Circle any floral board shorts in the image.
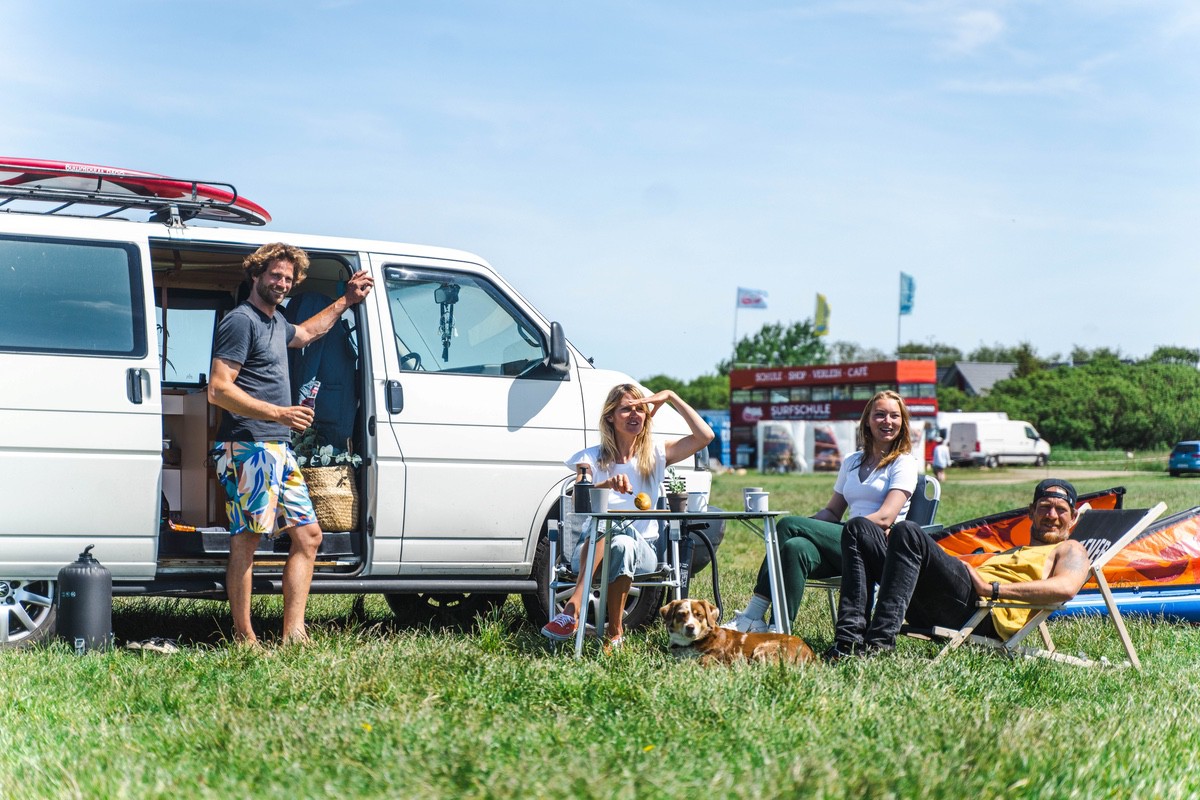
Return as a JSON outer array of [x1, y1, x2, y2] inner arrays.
[[213, 441, 317, 538]]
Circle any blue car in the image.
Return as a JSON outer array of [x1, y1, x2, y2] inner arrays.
[[1169, 441, 1200, 477]]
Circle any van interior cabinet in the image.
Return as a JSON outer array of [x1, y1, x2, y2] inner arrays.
[[163, 389, 222, 527]]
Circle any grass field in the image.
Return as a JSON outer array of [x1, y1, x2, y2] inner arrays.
[[4, 468, 1200, 798]]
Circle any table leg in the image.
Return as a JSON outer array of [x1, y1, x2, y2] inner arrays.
[[670, 520, 683, 601], [763, 516, 791, 635], [574, 520, 600, 659], [595, 520, 613, 644]]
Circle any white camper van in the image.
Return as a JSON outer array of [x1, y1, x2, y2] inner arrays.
[[948, 419, 1050, 468], [0, 159, 710, 647]]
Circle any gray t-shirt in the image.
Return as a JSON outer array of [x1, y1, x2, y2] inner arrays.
[[212, 302, 296, 442]]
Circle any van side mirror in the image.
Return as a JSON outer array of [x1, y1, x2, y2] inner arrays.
[[547, 321, 569, 375]]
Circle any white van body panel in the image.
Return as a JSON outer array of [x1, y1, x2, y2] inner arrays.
[[0, 216, 162, 578], [949, 420, 1050, 467]]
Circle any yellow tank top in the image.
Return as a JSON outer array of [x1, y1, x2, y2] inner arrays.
[[976, 545, 1056, 641]]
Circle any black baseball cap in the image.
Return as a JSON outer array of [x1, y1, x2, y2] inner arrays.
[[1032, 479, 1077, 508]]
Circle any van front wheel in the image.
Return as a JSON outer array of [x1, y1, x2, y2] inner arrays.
[[0, 579, 57, 649], [383, 592, 505, 631]]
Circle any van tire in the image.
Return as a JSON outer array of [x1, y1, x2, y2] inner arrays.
[[383, 592, 505, 631], [0, 579, 57, 649], [522, 532, 664, 632], [1035, 454, 1047, 467], [985, 455, 1000, 468]]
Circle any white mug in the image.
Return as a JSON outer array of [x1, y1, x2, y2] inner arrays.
[[744, 491, 769, 513], [686, 491, 708, 513]]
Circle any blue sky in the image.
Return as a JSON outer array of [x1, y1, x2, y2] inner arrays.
[[4, 1, 1198, 381]]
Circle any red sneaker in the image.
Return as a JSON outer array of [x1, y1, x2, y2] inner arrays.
[[541, 612, 578, 641]]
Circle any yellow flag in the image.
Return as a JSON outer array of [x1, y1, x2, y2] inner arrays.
[[814, 293, 830, 336]]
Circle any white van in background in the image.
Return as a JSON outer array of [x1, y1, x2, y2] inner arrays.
[[948, 420, 1051, 467], [0, 159, 711, 647]]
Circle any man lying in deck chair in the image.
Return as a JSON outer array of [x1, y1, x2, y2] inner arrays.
[[824, 479, 1087, 662]]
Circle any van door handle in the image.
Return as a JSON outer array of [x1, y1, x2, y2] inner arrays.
[[386, 380, 403, 414], [127, 368, 146, 404]]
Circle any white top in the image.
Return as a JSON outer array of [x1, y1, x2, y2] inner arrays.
[[833, 451, 919, 521], [565, 444, 666, 538], [932, 443, 950, 469]]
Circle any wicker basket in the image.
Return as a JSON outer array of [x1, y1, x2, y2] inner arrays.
[[305, 465, 359, 532]]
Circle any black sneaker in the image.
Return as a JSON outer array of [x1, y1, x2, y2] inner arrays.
[[821, 641, 859, 663], [860, 642, 896, 659]]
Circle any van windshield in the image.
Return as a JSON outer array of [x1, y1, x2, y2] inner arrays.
[[384, 267, 544, 377]]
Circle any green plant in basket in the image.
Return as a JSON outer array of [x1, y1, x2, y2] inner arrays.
[[292, 427, 362, 469]]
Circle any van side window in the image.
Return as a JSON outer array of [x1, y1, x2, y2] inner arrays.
[[383, 267, 544, 377], [0, 235, 146, 356]]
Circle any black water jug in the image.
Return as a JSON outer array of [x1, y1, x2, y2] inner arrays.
[[573, 464, 593, 514], [57, 545, 113, 653]]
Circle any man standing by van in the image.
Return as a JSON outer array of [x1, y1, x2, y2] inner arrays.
[[209, 243, 373, 646]]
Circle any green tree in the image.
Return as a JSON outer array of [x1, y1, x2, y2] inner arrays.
[[968, 341, 1049, 377], [978, 360, 1200, 450], [685, 373, 731, 409], [1143, 345, 1200, 366], [641, 373, 730, 410], [1069, 345, 1123, 365], [899, 340, 963, 368], [828, 340, 890, 364], [718, 320, 828, 374], [936, 385, 982, 414]]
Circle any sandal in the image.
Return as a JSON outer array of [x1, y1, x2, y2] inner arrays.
[[125, 637, 180, 654]]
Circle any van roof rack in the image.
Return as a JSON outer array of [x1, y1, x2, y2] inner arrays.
[[0, 157, 271, 226]]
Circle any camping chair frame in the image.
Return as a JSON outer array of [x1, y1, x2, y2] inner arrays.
[[545, 479, 684, 653], [916, 502, 1167, 670]]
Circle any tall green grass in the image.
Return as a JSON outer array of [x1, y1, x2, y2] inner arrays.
[[3, 471, 1199, 798]]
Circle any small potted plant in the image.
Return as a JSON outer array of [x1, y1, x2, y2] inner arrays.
[[665, 467, 688, 513]]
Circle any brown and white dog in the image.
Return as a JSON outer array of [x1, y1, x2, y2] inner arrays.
[[660, 598, 816, 665]]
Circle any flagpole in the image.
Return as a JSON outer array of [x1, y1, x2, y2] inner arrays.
[[732, 306, 739, 370]]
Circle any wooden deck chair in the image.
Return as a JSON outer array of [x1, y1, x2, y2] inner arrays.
[[810, 474, 942, 623], [916, 502, 1167, 670]]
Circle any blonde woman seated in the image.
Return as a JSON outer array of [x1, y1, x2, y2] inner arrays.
[[724, 390, 919, 634], [541, 383, 713, 649]]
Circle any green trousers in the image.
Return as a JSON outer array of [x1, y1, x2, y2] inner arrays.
[[753, 515, 844, 624]]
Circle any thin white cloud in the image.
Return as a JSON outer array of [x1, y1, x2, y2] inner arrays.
[[944, 9, 1007, 55]]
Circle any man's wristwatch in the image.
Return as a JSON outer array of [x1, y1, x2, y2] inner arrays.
[[991, 581, 1001, 602]]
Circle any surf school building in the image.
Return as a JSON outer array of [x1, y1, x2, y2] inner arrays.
[[728, 359, 939, 470]]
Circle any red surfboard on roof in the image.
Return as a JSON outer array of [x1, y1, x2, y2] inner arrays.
[[0, 156, 270, 225]]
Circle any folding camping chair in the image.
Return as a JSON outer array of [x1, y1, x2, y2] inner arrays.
[[810, 473, 943, 624], [544, 479, 684, 653], [917, 502, 1167, 670]]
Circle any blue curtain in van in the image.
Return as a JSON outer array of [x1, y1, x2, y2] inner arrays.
[[283, 292, 358, 447]]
